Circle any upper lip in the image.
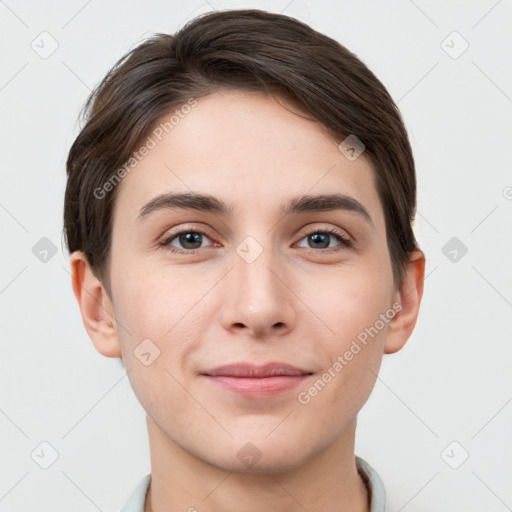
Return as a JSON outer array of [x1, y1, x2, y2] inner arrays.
[[201, 362, 313, 378]]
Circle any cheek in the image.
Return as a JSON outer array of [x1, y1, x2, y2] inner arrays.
[[111, 269, 198, 418], [112, 255, 187, 330], [302, 258, 393, 345], [297, 285, 389, 422], [112, 262, 212, 372], [295, 258, 392, 402]]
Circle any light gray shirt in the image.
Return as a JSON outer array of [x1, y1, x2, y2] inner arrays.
[[120, 455, 386, 512]]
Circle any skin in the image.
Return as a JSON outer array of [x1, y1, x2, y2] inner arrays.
[[70, 90, 425, 512]]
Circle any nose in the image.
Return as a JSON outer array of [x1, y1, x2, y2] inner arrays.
[[219, 240, 297, 339]]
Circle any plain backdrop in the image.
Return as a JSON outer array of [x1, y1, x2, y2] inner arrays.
[[1, 1, 511, 511]]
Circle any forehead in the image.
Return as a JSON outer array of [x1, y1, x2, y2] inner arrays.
[[112, 90, 384, 228]]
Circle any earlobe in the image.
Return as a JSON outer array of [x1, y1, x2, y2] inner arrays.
[[384, 248, 426, 354], [69, 251, 122, 358]]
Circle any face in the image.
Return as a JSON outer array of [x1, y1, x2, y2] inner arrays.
[[107, 90, 399, 473]]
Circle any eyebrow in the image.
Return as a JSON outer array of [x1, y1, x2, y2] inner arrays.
[[137, 191, 373, 226]]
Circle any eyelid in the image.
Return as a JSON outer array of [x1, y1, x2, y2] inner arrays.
[[159, 222, 214, 239], [298, 223, 351, 240]]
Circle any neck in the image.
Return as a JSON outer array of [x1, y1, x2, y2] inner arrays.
[[143, 416, 369, 512]]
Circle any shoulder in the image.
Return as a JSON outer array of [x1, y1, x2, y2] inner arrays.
[[119, 473, 151, 512], [356, 456, 387, 512]]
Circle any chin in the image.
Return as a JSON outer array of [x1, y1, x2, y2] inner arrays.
[[217, 455, 309, 475], [202, 438, 314, 475]]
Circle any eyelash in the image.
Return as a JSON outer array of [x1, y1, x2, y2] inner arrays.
[[158, 226, 353, 254]]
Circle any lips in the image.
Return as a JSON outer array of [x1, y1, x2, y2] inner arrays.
[[201, 362, 313, 378], [200, 362, 314, 398]]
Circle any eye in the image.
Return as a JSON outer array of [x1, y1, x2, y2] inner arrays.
[[158, 226, 353, 255], [296, 227, 352, 251], [159, 229, 214, 253]]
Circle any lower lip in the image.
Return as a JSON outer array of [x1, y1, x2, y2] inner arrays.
[[203, 375, 312, 397]]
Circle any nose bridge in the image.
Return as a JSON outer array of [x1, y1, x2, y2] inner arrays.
[[220, 233, 295, 336], [238, 238, 281, 301]]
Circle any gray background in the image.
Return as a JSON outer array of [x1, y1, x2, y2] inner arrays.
[[1, 0, 511, 510]]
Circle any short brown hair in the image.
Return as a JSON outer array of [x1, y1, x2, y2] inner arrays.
[[63, 8, 418, 295]]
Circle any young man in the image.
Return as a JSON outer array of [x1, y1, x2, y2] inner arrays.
[[64, 9, 425, 512]]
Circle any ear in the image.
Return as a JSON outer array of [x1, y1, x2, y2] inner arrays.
[[384, 248, 426, 354], [69, 251, 122, 358]]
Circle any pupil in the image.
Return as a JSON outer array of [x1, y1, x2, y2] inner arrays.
[[310, 233, 328, 248], [181, 232, 201, 249]]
